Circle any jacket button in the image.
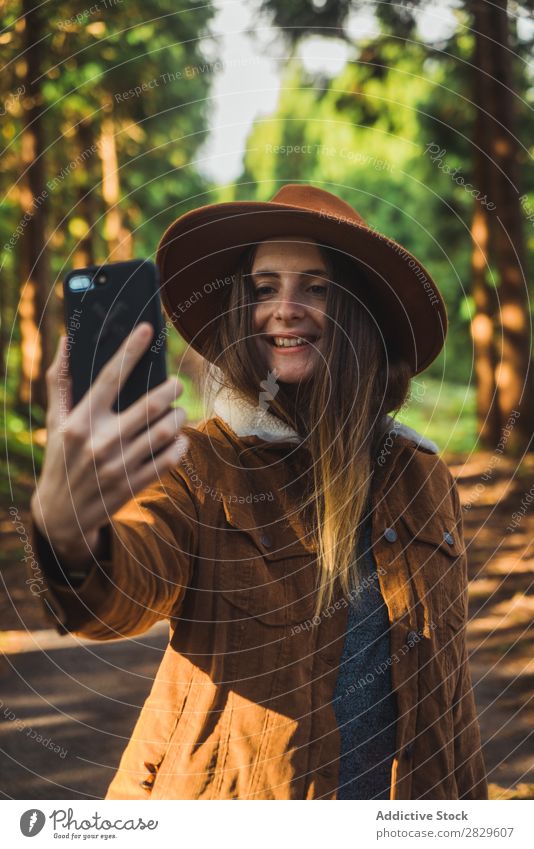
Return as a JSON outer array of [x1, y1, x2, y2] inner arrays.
[[444, 531, 454, 545], [139, 776, 154, 790], [260, 533, 272, 548], [384, 527, 397, 543]]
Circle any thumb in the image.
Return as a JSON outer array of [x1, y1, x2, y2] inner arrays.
[[46, 336, 71, 428]]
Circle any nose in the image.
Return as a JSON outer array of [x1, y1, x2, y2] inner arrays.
[[273, 293, 305, 322]]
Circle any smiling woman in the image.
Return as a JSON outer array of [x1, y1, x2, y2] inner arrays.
[[201, 226, 413, 620], [250, 237, 329, 382], [30, 184, 487, 802]]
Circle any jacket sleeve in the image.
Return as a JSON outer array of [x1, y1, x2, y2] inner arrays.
[[29, 464, 198, 641], [449, 474, 488, 799]]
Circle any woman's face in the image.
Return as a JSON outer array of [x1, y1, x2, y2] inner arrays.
[[250, 236, 330, 384]]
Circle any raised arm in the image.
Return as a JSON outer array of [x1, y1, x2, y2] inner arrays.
[[31, 465, 199, 640], [29, 323, 195, 639]]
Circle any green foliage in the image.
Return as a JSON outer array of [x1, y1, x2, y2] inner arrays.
[[259, 0, 353, 44], [399, 376, 476, 454], [0, 0, 217, 288], [1, 0, 533, 451], [0, 0, 220, 492], [0, 403, 43, 499]]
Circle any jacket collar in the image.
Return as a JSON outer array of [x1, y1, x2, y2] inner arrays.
[[211, 384, 439, 453]]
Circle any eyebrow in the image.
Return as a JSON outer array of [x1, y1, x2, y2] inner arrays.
[[249, 268, 329, 279]]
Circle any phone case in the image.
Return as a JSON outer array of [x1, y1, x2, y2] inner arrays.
[[63, 259, 167, 412]]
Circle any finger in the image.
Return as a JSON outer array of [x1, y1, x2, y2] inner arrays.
[[117, 375, 185, 439], [88, 322, 154, 411], [129, 434, 190, 494], [46, 336, 70, 428], [118, 406, 187, 469], [85, 434, 190, 523]]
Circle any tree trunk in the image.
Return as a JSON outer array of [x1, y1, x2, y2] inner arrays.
[[470, 203, 501, 447], [17, 0, 51, 411], [470, 0, 501, 448], [99, 105, 132, 261], [471, 0, 534, 455], [72, 121, 96, 269]]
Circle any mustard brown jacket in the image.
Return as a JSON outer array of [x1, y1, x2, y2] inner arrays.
[[31, 393, 488, 801]]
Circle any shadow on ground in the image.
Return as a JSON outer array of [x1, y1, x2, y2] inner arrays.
[[0, 626, 167, 799]]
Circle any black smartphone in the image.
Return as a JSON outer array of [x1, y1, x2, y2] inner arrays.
[[63, 258, 167, 411]]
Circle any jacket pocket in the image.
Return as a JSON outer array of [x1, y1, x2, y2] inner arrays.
[[397, 507, 467, 631], [119, 693, 184, 798], [217, 497, 317, 626], [125, 644, 197, 798]]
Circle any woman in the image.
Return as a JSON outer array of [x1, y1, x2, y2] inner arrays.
[[30, 184, 488, 800]]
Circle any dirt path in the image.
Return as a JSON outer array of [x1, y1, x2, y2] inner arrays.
[[447, 451, 534, 799], [0, 625, 167, 799], [1, 450, 533, 799]]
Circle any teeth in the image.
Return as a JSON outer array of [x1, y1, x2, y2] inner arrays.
[[272, 336, 310, 347]]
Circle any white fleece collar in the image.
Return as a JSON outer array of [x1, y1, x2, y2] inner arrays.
[[213, 384, 302, 443], [212, 384, 439, 453]]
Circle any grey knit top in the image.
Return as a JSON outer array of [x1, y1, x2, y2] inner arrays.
[[332, 518, 398, 799]]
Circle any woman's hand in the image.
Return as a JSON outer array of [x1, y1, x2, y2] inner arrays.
[[30, 322, 190, 563]]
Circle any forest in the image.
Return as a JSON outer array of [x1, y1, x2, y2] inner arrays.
[[1, 0, 533, 802], [1, 0, 533, 469]]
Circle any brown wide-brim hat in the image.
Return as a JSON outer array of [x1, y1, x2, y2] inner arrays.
[[156, 183, 447, 376]]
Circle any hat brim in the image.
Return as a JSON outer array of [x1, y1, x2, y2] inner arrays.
[[156, 201, 448, 376]]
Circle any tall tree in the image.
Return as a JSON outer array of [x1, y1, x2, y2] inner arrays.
[[470, 0, 502, 447], [471, 0, 534, 453], [72, 119, 97, 268], [99, 99, 132, 262], [18, 0, 51, 410], [1, 0, 217, 416]]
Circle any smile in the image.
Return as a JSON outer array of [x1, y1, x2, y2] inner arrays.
[[267, 335, 319, 350]]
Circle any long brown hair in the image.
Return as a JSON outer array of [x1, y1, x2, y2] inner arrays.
[[199, 241, 411, 617]]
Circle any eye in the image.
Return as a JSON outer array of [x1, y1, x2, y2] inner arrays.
[[252, 282, 327, 299], [254, 285, 275, 298]]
